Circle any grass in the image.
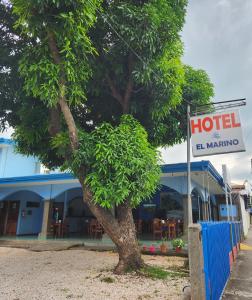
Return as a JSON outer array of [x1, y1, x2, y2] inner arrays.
[[100, 276, 115, 283], [138, 265, 188, 280], [138, 265, 169, 280], [60, 288, 70, 293]]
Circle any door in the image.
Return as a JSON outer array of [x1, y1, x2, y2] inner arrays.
[[5, 201, 20, 235], [0, 202, 8, 235]]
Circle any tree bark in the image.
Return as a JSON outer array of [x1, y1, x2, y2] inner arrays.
[[122, 53, 134, 114], [106, 53, 134, 114], [114, 201, 144, 274], [82, 183, 143, 274], [48, 104, 61, 137]]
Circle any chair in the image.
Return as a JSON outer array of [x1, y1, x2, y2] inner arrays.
[[152, 218, 162, 240], [49, 222, 62, 238], [93, 222, 104, 239], [176, 219, 184, 236], [61, 218, 70, 237], [167, 220, 176, 239], [88, 219, 98, 237]]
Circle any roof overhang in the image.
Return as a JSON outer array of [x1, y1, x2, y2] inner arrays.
[[161, 160, 225, 195], [0, 173, 78, 187], [0, 138, 13, 148]]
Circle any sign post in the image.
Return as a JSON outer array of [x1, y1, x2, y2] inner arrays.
[[187, 103, 193, 225], [222, 165, 231, 221]]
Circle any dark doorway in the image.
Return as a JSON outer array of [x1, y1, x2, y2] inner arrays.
[[0, 201, 20, 236], [0, 201, 8, 235], [52, 202, 64, 222]]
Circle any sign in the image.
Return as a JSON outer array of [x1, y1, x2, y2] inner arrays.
[[219, 204, 237, 217], [190, 110, 245, 157]]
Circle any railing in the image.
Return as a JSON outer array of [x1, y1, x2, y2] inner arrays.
[[200, 221, 242, 300]]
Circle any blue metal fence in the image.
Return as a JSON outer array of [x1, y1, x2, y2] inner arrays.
[[200, 221, 242, 300]]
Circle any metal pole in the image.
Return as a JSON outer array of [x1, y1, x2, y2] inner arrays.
[[225, 183, 230, 221], [187, 104, 193, 224], [207, 176, 212, 220], [63, 191, 68, 219], [208, 196, 212, 221], [198, 195, 201, 221], [229, 190, 234, 222]]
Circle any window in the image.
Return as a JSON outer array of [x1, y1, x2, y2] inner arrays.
[[160, 192, 183, 211], [191, 189, 204, 223], [26, 201, 40, 208], [68, 197, 92, 217], [160, 191, 183, 219]]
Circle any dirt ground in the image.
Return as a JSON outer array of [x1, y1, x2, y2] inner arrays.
[[0, 247, 189, 300]]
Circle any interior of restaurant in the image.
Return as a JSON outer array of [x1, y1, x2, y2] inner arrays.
[[49, 184, 209, 240]]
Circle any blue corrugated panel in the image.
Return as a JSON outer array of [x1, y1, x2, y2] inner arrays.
[[230, 222, 242, 249], [201, 222, 235, 300]]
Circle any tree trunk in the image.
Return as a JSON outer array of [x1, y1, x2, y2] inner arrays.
[[115, 232, 143, 274], [82, 184, 144, 274], [114, 201, 144, 274]]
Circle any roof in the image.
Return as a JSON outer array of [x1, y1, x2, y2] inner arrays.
[[0, 138, 13, 146], [161, 160, 224, 188], [0, 173, 76, 186], [232, 184, 245, 189]]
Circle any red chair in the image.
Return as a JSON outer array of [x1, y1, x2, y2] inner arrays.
[[61, 218, 69, 238], [167, 220, 176, 239], [152, 219, 162, 240], [88, 219, 98, 237], [93, 222, 104, 239]]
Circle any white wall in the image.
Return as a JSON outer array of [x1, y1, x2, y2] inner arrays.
[[239, 195, 250, 236], [0, 144, 40, 178]]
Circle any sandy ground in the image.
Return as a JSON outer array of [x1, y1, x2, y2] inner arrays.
[[0, 247, 189, 300]]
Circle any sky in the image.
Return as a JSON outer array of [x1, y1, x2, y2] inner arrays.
[[161, 0, 252, 184], [1, 0, 251, 183]]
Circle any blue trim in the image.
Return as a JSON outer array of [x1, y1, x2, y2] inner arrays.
[[0, 173, 75, 185], [161, 160, 224, 188], [0, 138, 13, 145], [0, 160, 223, 188]]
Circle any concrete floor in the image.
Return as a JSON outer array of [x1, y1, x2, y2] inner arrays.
[[0, 235, 188, 256], [223, 227, 252, 299]]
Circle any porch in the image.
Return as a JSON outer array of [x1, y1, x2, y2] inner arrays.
[[0, 161, 225, 242]]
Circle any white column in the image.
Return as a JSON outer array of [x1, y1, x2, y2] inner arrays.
[[38, 199, 51, 239]]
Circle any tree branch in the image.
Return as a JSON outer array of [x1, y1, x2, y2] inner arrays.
[[48, 104, 61, 137], [106, 74, 124, 106], [47, 30, 79, 150], [82, 183, 125, 244], [106, 54, 134, 114], [122, 53, 134, 114]]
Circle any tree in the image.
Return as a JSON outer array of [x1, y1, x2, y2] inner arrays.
[[0, 1, 214, 273]]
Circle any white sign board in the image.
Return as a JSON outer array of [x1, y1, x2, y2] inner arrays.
[[190, 110, 246, 157]]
